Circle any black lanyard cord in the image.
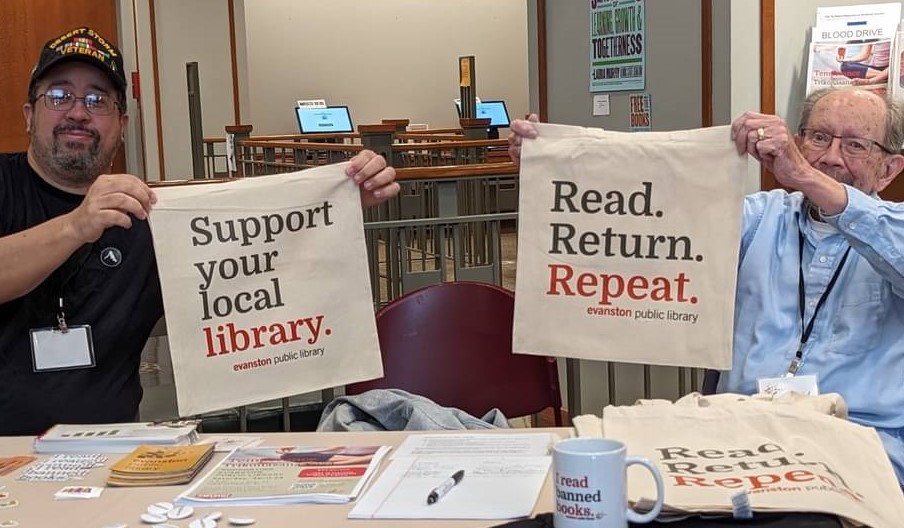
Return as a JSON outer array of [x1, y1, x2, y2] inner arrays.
[[795, 229, 851, 365], [21, 244, 92, 330], [57, 244, 93, 293]]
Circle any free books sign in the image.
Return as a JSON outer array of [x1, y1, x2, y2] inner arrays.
[[513, 123, 744, 368], [150, 165, 381, 416]]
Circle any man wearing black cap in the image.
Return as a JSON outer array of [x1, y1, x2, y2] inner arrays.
[[0, 27, 399, 435]]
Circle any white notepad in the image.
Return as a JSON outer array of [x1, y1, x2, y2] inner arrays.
[[349, 455, 551, 520], [392, 432, 555, 458]]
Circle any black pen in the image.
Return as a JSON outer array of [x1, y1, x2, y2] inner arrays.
[[426, 469, 465, 504]]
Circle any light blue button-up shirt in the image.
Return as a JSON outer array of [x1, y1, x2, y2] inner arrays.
[[719, 186, 904, 483]]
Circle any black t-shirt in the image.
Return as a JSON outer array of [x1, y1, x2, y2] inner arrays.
[[0, 153, 164, 435]]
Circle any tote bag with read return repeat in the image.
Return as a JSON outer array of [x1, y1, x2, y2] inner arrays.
[[514, 123, 745, 369], [603, 400, 904, 528], [149, 164, 382, 416]]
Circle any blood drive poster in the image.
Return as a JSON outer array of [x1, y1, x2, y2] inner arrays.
[[149, 165, 382, 416], [513, 123, 744, 369]]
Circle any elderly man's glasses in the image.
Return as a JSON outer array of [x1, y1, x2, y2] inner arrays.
[[799, 128, 892, 158], [37, 88, 118, 116]]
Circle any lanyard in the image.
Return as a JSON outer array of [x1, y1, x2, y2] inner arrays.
[[788, 229, 851, 376], [51, 244, 93, 332]]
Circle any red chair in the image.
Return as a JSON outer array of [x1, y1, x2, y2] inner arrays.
[[346, 281, 563, 426]]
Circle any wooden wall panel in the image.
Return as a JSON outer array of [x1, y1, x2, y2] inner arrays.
[[760, 0, 777, 191], [881, 174, 904, 202]]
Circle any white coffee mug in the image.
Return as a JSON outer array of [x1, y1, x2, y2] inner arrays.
[[553, 437, 664, 528]]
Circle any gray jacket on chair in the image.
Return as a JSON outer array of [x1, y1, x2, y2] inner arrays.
[[316, 389, 510, 432]]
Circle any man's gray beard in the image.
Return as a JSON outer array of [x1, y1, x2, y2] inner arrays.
[[33, 135, 113, 188]]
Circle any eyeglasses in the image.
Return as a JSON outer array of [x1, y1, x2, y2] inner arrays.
[[799, 128, 893, 158], [37, 88, 118, 116]]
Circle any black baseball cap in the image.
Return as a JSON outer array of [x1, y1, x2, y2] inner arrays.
[[29, 27, 126, 99]]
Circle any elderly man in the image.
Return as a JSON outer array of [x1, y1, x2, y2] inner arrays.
[[0, 27, 399, 435], [508, 87, 904, 485]]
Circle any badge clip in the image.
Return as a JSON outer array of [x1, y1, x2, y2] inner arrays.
[[786, 358, 800, 377], [56, 297, 68, 334]]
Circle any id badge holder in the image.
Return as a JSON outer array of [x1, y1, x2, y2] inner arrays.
[[757, 374, 819, 397], [30, 300, 96, 372]]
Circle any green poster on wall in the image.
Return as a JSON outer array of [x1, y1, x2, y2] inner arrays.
[[590, 0, 646, 92]]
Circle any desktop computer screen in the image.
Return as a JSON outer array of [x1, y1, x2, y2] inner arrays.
[[295, 105, 354, 133], [474, 100, 510, 128], [453, 100, 511, 128]]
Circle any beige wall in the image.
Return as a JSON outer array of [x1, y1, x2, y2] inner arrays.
[[119, 0, 238, 181], [120, 0, 529, 179], [158, 0, 236, 180], [243, 0, 529, 134], [729, 0, 762, 194]]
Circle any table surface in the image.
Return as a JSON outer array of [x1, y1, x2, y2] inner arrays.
[[0, 428, 572, 528]]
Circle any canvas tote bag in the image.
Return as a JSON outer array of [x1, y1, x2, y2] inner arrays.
[[602, 398, 904, 527], [149, 164, 382, 416], [513, 123, 745, 369]]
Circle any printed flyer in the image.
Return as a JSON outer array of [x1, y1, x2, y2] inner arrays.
[[176, 446, 390, 506]]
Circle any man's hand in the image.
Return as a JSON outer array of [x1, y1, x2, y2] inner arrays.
[[0, 173, 155, 302], [346, 150, 400, 208], [64, 174, 157, 243], [730, 111, 814, 189], [508, 113, 540, 167], [730, 110, 848, 214]]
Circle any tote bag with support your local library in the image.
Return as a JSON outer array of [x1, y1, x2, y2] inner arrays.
[[149, 164, 382, 416]]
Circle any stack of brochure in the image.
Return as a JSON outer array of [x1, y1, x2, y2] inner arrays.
[[107, 443, 215, 487], [34, 422, 200, 454], [804, 3, 901, 96], [176, 445, 391, 506]]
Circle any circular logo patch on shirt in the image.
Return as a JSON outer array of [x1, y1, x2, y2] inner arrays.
[[100, 247, 123, 268]]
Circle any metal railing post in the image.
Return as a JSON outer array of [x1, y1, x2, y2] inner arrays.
[[186, 62, 205, 179], [225, 124, 253, 177]]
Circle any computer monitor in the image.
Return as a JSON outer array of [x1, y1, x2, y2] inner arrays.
[[454, 100, 510, 139], [474, 100, 510, 128], [295, 105, 354, 134], [453, 100, 511, 128]]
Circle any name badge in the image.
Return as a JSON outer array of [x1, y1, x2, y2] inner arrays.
[[757, 374, 819, 397], [30, 326, 96, 372]]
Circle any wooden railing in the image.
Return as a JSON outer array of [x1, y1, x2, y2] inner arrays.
[[201, 120, 506, 179], [235, 140, 365, 176], [391, 139, 509, 167]]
